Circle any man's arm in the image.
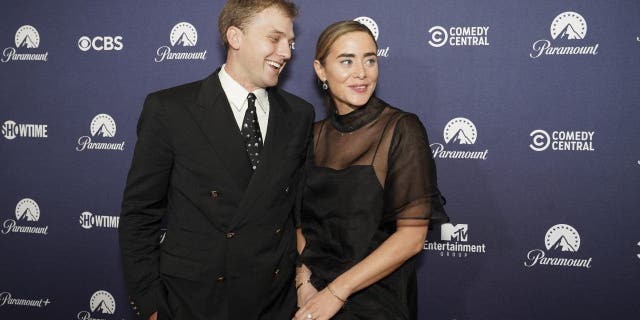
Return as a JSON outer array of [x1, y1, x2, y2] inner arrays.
[[119, 94, 173, 319]]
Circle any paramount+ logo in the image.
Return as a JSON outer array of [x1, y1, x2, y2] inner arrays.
[[78, 35, 123, 52]]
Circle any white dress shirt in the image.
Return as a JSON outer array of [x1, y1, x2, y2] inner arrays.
[[218, 65, 269, 142]]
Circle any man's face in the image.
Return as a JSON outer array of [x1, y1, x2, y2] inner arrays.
[[235, 7, 294, 91]]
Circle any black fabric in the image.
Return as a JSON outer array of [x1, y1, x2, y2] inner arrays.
[[242, 93, 263, 171], [299, 97, 448, 319]]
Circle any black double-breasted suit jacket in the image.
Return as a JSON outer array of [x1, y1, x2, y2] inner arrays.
[[119, 69, 314, 320]]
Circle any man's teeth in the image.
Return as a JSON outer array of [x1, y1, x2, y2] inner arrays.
[[266, 61, 281, 69]]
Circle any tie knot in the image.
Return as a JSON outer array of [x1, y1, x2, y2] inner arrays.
[[247, 93, 257, 105]]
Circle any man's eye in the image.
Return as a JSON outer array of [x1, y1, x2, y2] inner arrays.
[[289, 42, 295, 50], [341, 60, 352, 65]]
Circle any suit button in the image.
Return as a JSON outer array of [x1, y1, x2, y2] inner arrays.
[[211, 190, 220, 198], [226, 232, 235, 239], [217, 275, 225, 282]]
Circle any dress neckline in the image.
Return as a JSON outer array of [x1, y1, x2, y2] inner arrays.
[[330, 97, 386, 133]]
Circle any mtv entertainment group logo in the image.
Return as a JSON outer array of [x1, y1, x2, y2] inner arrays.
[[79, 211, 119, 230], [2, 120, 48, 140], [1, 25, 49, 62], [353, 16, 389, 57], [76, 114, 125, 152], [524, 224, 593, 268], [529, 129, 595, 152], [155, 22, 207, 62], [1, 198, 49, 236], [424, 223, 487, 258], [428, 25, 490, 48], [530, 11, 599, 59], [77, 290, 116, 320], [0, 292, 51, 308], [430, 117, 489, 160]]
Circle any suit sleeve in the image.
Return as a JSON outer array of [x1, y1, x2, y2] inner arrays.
[[294, 104, 315, 228], [119, 93, 173, 319]]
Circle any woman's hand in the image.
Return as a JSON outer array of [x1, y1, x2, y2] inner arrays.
[[294, 287, 345, 320], [296, 281, 319, 307]]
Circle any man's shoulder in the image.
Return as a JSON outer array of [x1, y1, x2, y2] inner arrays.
[[148, 79, 203, 102], [271, 87, 314, 115]]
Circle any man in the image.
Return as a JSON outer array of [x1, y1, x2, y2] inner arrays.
[[118, 1, 314, 319]]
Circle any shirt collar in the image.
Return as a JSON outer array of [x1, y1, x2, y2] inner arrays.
[[219, 64, 269, 114]]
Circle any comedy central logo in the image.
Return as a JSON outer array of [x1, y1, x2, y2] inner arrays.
[[530, 11, 599, 59], [430, 117, 488, 160], [77, 290, 116, 319], [353, 16, 389, 57], [524, 224, 593, 268], [2, 198, 49, 236], [424, 223, 487, 258], [428, 25, 490, 48], [76, 114, 125, 152], [529, 129, 595, 152], [155, 22, 207, 63], [2, 25, 49, 63]]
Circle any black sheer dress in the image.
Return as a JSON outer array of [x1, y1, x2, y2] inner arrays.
[[299, 97, 449, 319]]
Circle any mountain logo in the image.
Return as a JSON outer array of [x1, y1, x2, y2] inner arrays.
[[90, 114, 116, 138], [89, 290, 115, 315], [15, 198, 40, 221], [14, 25, 40, 48], [354, 16, 379, 41], [443, 117, 477, 145], [170, 22, 198, 47], [545, 224, 580, 252], [550, 12, 587, 40], [441, 223, 468, 242]]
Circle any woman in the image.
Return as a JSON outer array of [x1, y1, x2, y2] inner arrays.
[[294, 21, 449, 320]]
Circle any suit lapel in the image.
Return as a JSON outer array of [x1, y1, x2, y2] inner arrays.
[[232, 89, 292, 226], [188, 70, 252, 192]]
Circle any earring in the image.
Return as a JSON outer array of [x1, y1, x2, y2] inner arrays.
[[322, 80, 328, 90]]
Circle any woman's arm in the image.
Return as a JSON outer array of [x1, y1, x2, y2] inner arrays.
[[296, 228, 319, 307], [294, 220, 428, 320]]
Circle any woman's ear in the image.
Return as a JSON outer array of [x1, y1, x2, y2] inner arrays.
[[313, 60, 326, 82]]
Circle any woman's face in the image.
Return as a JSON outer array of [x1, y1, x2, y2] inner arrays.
[[314, 31, 378, 115]]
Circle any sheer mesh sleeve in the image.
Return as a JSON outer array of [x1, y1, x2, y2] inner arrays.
[[383, 113, 448, 224]]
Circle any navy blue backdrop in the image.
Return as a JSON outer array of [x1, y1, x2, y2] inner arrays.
[[1, 1, 639, 319]]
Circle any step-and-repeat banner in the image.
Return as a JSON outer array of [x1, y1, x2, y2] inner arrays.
[[1, 1, 639, 319]]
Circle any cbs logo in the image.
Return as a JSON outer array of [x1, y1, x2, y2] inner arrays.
[[78, 36, 123, 51]]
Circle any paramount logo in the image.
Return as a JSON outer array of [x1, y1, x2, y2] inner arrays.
[[155, 22, 207, 63], [430, 117, 488, 160], [1, 25, 49, 63], [529, 11, 600, 59], [524, 224, 593, 269]]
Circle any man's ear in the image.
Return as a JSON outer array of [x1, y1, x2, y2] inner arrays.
[[226, 26, 242, 50]]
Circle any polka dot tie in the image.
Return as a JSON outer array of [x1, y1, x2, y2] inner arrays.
[[241, 93, 263, 171]]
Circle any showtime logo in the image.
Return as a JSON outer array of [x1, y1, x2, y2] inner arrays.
[[155, 22, 207, 62], [530, 11, 600, 59], [79, 211, 119, 230], [77, 290, 116, 319], [75, 114, 125, 152], [353, 16, 389, 57], [524, 224, 593, 268], [2, 120, 48, 140], [430, 117, 488, 160], [1, 25, 49, 63]]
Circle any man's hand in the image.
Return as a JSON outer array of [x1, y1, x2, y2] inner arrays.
[[148, 311, 157, 320]]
